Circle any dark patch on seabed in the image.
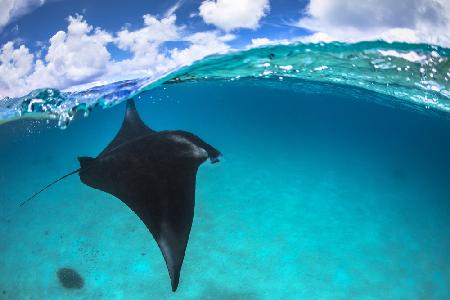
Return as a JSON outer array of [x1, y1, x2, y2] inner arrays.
[[57, 268, 84, 289]]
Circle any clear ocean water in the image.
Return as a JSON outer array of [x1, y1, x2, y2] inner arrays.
[[0, 42, 450, 299]]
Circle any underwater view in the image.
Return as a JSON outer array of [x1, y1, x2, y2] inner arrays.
[[1, 0, 450, 299], [1, 41, 450, 299]]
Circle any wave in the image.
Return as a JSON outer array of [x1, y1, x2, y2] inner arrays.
[[0, 41, 448, 128]]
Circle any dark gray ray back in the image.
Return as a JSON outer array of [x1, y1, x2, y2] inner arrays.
[[77, 99, 217, 291], [79, 135, 205, 291]]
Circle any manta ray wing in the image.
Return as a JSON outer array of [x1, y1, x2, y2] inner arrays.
[[77, 99, 220, 291]]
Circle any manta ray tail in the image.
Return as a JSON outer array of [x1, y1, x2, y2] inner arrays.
[[19, 168, 80, 207]]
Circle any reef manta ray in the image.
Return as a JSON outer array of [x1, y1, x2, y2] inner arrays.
[[21, 99, 221, 291]]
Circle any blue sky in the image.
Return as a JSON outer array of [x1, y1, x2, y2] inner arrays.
[[0, 0, 310, 50], [0, 0, 449, 97]]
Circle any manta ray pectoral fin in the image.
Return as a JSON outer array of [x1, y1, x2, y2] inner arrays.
[[157, 225, 188, 292], [77, 158, 198, 292]]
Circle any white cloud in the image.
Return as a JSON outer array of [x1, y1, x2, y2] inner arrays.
[[28, 15, 113, 88], [297, 0, 450, 47], [110, 16, 234, 81], [170, 31, 234, 66], [116, 14, 180, 54], [0, 42, 34, 96], [0, 13, 236, 98], [199, 0, 270, 31], [249, 37, 290, 48], [0, 15, 113, 97], [0, 0, 46, 31], [165, 0, 185, 18], [108, 14, 182, 80]]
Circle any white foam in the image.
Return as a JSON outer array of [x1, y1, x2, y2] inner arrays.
[[279, 65, 293, 71], [314, 65, 328, 71], [378, 50, 426, 63]]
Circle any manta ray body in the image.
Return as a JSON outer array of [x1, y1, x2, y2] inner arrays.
[[23, 99, 221, 291]]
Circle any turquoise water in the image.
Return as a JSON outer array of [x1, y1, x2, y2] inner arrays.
[[1, 41, 449, 126], [1, 43, 450, 299]]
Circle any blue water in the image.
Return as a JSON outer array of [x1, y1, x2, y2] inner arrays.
[[1, 77, 450, 299], [2, 41, 449, 127]]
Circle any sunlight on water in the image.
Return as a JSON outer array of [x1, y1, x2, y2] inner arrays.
[[0, 41, 448, 128]]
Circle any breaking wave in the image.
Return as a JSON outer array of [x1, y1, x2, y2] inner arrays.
[[0, 41, 448, 128]]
